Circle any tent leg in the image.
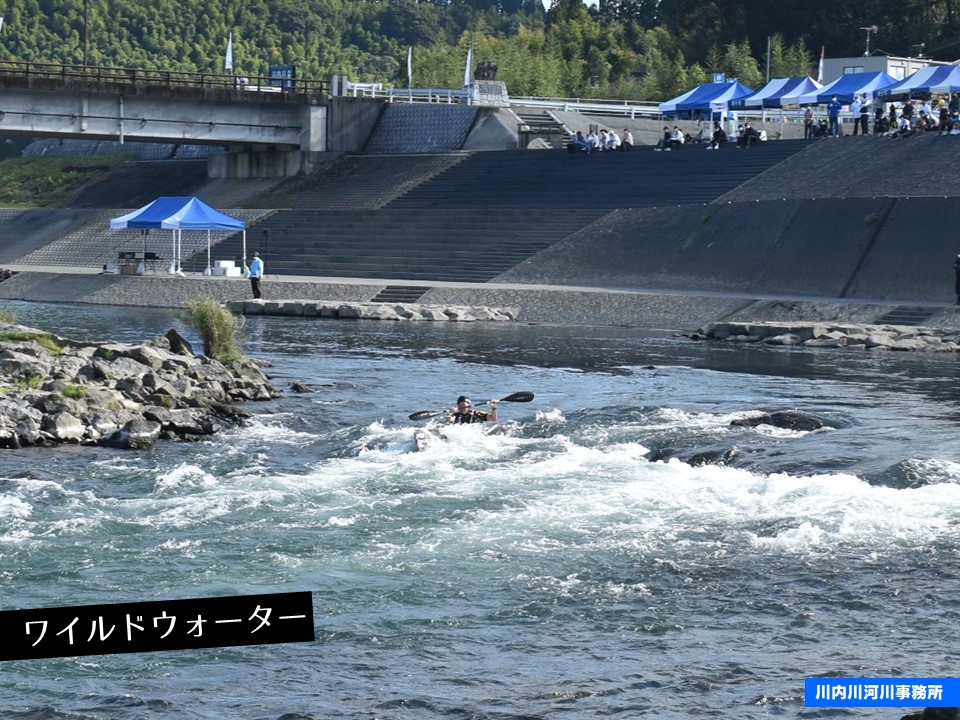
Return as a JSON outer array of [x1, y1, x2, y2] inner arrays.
[[175, 229, 185, 277], [168, 229, 176, 274], [204, 229, 212, 276]]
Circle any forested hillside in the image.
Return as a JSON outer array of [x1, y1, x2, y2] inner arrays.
[[0, 0, 957, 101]]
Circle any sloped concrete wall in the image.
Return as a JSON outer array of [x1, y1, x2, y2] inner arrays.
[[501, 196, 960, 304]]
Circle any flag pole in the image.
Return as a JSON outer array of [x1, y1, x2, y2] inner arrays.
[[407, 46, 413, 102]]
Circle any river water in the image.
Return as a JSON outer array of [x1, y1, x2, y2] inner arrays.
[[1, 300, 958, 720]]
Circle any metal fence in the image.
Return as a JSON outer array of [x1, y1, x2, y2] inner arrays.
[[0, 60, 328, 99]]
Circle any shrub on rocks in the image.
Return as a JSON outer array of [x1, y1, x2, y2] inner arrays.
[[186, 297, 243, 364]]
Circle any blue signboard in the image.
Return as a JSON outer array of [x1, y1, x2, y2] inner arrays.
[[269, 65, 296, 93]]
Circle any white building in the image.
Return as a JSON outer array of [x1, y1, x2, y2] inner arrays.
[[820, 55, 954, 84]]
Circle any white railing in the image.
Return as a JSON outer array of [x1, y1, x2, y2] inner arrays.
[[343, 83, 662, 116], [508, 96, 662, 119]]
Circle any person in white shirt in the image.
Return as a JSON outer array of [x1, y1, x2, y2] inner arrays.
[[850, 97, 862, 135], [620, 129, 634, 151], [249, 252, 264, 299], [586, 130, 600, 152]]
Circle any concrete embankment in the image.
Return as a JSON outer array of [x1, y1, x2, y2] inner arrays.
[[1, 269, 959, 335], [2, 133, 960, 333]]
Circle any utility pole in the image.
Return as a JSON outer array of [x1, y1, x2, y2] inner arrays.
[[860, 25, 878, 57], [83, 0, 89, 66]]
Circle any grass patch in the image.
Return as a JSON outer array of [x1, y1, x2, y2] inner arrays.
[[0, 330, 61, 355], [62, 384, 87, 400], [0, 309, 15, 324], [186, 297, 244, 364], [0, 156, 131, 207], [13, 371, 44, 391]]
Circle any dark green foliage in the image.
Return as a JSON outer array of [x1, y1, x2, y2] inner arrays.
[[0, 0, 955, 103]]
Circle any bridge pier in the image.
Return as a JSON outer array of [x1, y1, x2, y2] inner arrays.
[[208, 148, 305, 178]]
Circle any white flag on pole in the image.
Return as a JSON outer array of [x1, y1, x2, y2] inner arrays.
[[0, 17, 5, 33], [817, 45, 824, 83], [464, 40, 474, 87], [407, 46, 413, 87], [225, 32, 234, 72]]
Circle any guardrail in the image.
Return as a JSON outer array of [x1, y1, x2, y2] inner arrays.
[[345, 83, 663, 117], [0, 60, 328, 99], [508, 96, 662, 119]]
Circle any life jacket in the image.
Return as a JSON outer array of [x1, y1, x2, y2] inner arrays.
[[451, 410, 489, 424]]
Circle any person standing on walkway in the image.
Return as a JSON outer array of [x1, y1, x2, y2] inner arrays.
[[827, 95, 842, 137], [860, 94, 871, 135], [249, 251, 264, 299], [804, 106, 814, 139], [850, 96, 862, 135]]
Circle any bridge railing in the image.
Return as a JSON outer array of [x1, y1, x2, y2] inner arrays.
[[0, 60, 327, 98], [343, 83, 663, 118]]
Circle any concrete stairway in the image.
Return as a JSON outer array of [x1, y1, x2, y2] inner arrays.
[[387, 141, 810, 210], [184, 140, 809, 283]]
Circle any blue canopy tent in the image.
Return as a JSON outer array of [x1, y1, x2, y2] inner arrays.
[[110, 197, 247, 275], [798, 71, 896, 104], [876, 65, 960, 98], [659, 81, 754, 118], [657, 85, 705, 116], [731, 77, 822, 109], [678, 81, 754, 114]]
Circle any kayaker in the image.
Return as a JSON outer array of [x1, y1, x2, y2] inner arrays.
[[448, 395, 497, 424]]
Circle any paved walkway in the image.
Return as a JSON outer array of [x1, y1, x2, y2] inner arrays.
[[1, 264, 959, 333]]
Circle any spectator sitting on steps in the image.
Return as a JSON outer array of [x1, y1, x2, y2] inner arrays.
[[707, 121, 727, 149], [585, 129, 600, 152], [737, 122, 761, 147], [891, 116, 915, 140], [654, 125, 670, 151], [669, 125, 685, 149], [567, 130, 586, 153], [620, 129, 633, 151]]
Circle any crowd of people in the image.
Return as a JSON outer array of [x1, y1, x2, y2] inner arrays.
[[567, 127, 634, 153], [649, 121, 764, 150], [803, 94, 960, 140], [566, 91, 959, 154]]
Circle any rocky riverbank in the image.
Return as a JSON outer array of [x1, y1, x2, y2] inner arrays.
[[0, 323, 279, 449], [227, 299, 518, 321], [689, 321, 960, 352]]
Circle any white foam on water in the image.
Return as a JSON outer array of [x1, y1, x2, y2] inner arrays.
[[154, 463, 219, 495], [898, 457, 960, 485], [535, 408, 566, 423], [315, 422, 960, 567]]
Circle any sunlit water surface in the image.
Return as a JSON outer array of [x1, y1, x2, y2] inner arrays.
[[1, 300, 958, 720]]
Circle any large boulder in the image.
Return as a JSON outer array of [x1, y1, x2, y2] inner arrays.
[[731, 411, 825, 432], [101, 419, 162, 449]]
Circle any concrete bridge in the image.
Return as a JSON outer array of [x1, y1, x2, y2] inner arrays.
[[0, 61, 383, 177]]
